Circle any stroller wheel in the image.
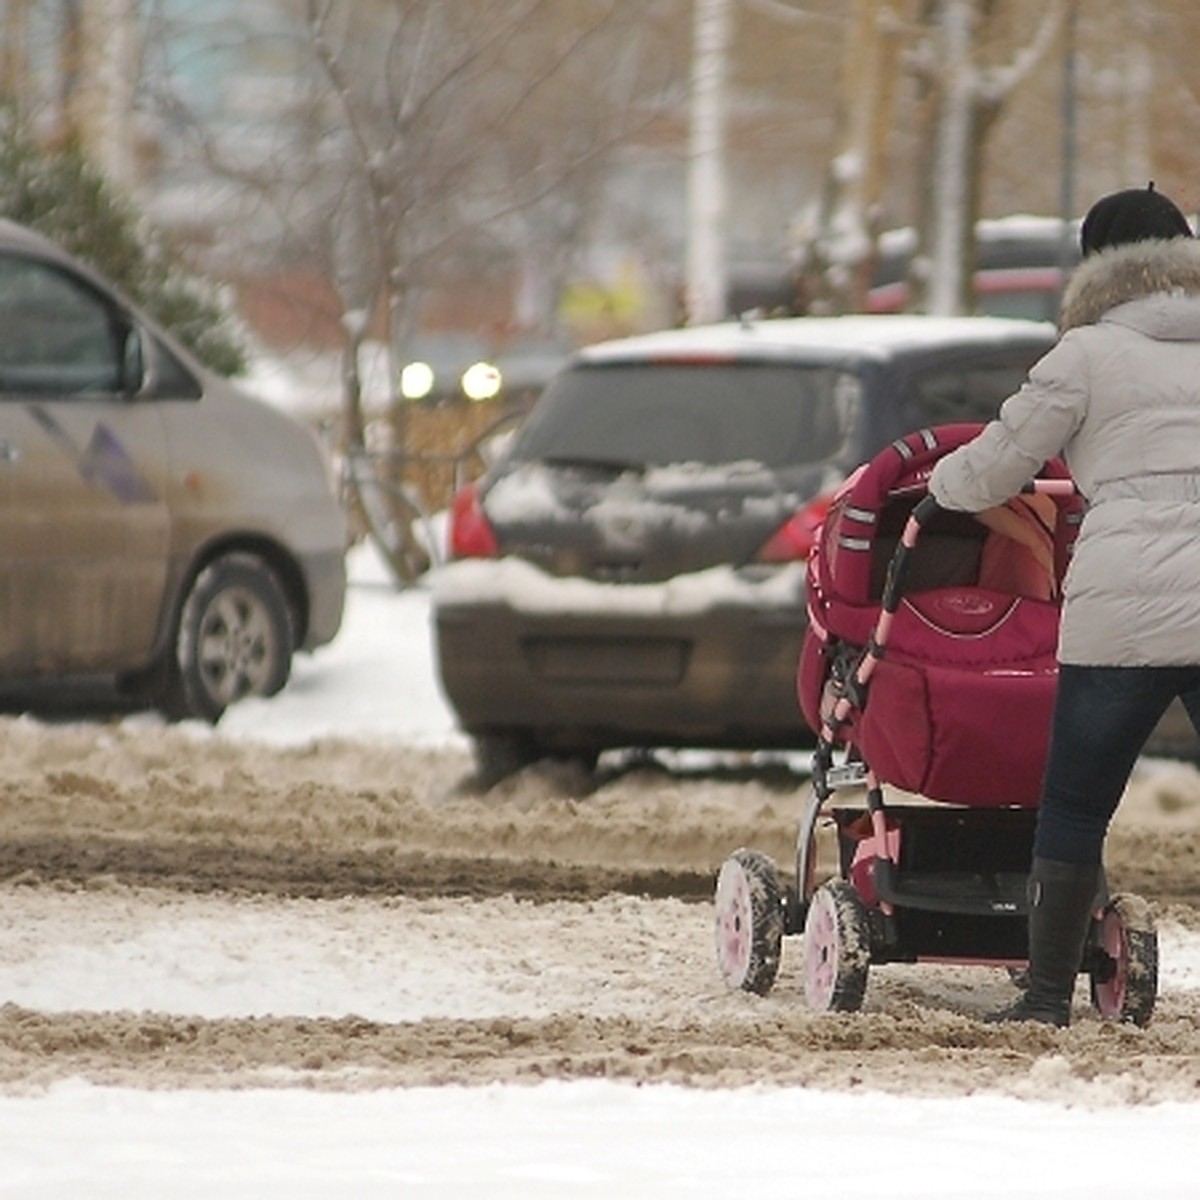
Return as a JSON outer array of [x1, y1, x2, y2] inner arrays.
[[803, 879, 871, 1013], [714, 849, 784, 995], [1089, 893, 1158, 1027]]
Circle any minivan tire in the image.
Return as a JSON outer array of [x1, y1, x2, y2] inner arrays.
[[163, 552, 296, 723]]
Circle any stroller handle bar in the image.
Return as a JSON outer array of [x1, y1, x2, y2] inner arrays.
[[906, 477, 1076, 530]]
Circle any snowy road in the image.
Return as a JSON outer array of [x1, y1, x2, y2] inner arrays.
[[2, 548, 1200, 1197]]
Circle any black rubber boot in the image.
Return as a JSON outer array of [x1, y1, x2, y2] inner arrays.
[[986, 857, 1100, 1028]]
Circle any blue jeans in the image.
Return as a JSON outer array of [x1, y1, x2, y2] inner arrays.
[[1036, 664, 1200, 864]]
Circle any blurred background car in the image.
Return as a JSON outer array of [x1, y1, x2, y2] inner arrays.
[[432, 314, 1059, 785], [0, 219, 346, 722], [867, 216, 1082, 323]]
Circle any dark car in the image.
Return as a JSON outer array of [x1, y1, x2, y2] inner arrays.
[[433, 314, 1057, 784], [0, 219, 346, 721]]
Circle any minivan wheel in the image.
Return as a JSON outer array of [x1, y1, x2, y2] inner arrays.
[[162, 553, 296, 723]]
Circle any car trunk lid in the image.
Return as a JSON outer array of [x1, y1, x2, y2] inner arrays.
[[481, 459, 832, 581]]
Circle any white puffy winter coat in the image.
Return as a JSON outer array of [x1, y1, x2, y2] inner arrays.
[[929, 237, 1200, 666]]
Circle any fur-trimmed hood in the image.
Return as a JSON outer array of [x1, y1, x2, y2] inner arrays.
[[933, 233, 1200, 669], [1060, 238, 1200, 332]]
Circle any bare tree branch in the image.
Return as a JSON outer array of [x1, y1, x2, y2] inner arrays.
[[976, 0, 1066, 108]]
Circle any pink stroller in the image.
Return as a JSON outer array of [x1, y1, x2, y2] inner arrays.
[[715, 424, 1159, 1024]]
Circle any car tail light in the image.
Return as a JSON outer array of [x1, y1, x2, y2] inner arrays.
[[754, 493, 833, 563], [448, 482, 499, 559]]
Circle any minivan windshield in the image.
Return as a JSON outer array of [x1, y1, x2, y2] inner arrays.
[[510, 361, 858, 470]]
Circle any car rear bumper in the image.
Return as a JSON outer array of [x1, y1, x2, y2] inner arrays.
[[433, 565, 811, 752], [300, 548, 347, 649]]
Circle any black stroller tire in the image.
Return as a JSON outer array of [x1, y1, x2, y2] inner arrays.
[[802, 879, 871, 1013], [714, 849, 784, 995], [1089, 893, 1158, 1027]]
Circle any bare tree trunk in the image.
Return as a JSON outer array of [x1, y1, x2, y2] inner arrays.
[[797, 0, 906, 314], [914, 0, 1065, 315]]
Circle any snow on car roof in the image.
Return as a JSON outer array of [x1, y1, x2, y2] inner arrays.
[[577, 314, 1055, 366]]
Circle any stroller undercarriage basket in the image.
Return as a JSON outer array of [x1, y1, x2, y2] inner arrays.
[[714, 423, 1159, 1026]]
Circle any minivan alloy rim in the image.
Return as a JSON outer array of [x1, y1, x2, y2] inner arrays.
[[195, 585, 279, 703]]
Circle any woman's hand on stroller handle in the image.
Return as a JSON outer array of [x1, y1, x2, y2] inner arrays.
[[911, 494, 942, 525], [1021, 478, 1078, 497]]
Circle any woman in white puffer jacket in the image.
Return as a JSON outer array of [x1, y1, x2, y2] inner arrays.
[[929, 184, 1200, 1027]]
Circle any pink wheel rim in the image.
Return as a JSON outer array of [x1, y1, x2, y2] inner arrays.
[[714, 861, 753, 987], [803, 889, 838, 1009], [1093, 910, 1128, 1019]]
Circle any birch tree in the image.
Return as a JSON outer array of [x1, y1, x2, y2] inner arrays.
[[135, 0, 679, 583], [793, 0, 1066, 316], [912, 0, 1066, 314], [296, 0, 676, 581]]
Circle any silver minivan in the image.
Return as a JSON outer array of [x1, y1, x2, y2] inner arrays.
[[0, 220, 346, 720]]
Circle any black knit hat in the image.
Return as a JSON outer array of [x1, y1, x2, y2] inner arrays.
[[1080, 183, 1193, 257]]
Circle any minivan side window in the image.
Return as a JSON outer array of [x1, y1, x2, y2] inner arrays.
[[0, 254, 123, 395]]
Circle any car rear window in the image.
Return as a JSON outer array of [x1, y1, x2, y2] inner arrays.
[[911, 361, 1035, 426], [510, 361, 858, 470]]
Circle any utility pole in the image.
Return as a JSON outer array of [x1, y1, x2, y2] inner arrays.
[[927, 0, 973, 316], [685, 0, 732, 325]]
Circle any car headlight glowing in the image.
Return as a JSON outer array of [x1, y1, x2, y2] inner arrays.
[[461, 361, 502, 402], [400, 361, 435, 401]]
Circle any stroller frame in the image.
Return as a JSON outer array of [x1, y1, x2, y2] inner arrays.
[[715, 425, 1159, 1025]]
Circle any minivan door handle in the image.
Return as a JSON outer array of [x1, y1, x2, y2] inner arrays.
[[0, 440, 20, 464]]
